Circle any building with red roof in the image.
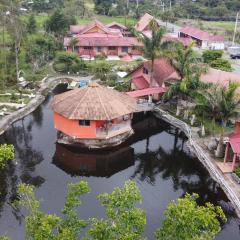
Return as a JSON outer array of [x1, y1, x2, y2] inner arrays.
[[129, 58, 180, 100], [179, 26, 225, 50], [64, 20, 142, 59]]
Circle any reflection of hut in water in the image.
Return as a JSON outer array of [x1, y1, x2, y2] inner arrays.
[[53, 144, 135, 177], [51, 82, 137, 148]]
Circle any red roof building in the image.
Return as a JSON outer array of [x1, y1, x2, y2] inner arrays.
[[179, 26, 225, 50], [129, 58, 180, 100], [64, 20, 142, 59], [221, 121, 240, 172]]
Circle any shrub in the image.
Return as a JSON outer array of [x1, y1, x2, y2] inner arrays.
[[202, 50, 223, 64], [92, 61, 111, 81], [210, 59, 232, 72], [0, 144, 14, 169], [235, 167, 240, 178]]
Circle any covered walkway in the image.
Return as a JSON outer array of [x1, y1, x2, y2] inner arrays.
[[127, 87, 167, 98]]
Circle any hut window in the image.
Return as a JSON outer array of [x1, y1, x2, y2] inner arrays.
[[97, 46, 102, 52], [79, 120, 90, 126], [109, 46, 116, 50]]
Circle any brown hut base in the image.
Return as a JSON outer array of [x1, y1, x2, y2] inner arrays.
[[56, 130, 134, 149]]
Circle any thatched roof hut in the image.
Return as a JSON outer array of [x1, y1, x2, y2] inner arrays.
[[51, 82, 137, 121]]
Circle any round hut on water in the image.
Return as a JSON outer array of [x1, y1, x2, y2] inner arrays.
[[51, 82, 137, 148]]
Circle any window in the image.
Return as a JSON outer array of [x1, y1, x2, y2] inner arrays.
[[83, 46, 92, 50], [109, 46, 116, 50], [122, 46, 128, 53], [74, 46, 79, 53], [143, 67, 149, 74], [97, 46, 102, 52], [79, 120, 90, 126]]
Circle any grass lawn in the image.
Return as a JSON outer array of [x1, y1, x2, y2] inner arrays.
[[176, 19, 238, 42]]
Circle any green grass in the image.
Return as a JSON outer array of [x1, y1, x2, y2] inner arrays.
[[76, 15, 136, 26]]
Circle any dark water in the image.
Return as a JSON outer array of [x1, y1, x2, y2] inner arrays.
[[0, 84, 239, 240]]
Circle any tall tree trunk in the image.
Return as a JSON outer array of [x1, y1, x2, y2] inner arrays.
[[15, 42, 19, 82]]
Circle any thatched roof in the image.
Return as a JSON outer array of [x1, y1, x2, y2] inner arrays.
[[51, 83, 137, 121]]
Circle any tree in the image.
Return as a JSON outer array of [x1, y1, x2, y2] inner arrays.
[[195, 82, 240, 126], [210, 58, 232, 72], [155, 193, 226, 240], [4, 181, 226, 240], [17, 181, 89, 239], [4, 0, 24, 82], [26, 14, 37, 34], [160, 10, 175, 27], [54, 51, 85, 73], [202, 50, 223, 64], [136, 20, 166, 87], [45, 9, 76, 41], [165, 42, 206, 99], [25, 34, 57, 72], [86, 180, 146, 240], [0, 144, 14, 169], [92, 61, 111, 81]]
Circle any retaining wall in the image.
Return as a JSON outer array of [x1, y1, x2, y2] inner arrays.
[[154, 106, 240, 217]]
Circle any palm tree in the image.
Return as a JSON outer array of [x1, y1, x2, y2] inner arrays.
[[136, 20, 166, 87], [164, 42, 207, 100], [195, 82, 239, 126]]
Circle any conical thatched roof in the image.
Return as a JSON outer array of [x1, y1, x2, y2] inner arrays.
[[51, 83, 137, 121]]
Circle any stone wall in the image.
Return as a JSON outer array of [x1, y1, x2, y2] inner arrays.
[[154, 106, 240, 217]]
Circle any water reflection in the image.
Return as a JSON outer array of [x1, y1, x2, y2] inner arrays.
[[53, 143, 134, 177], [0, 85, 238, 240]]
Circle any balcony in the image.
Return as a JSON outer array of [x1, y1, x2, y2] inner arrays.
[[96, 120, 132, 139]]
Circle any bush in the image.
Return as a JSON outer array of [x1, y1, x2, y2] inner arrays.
[[202, 50, 223, 64], [210, 59, 232, 72], [92, 61, 111, 81], [54, 51, 86, 73], [95, 53, 107, 60], [0, 144, 14, 169], [235, 167, 240, 178]]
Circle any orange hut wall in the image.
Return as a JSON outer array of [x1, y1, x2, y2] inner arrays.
[[54, 112, 97, 139]]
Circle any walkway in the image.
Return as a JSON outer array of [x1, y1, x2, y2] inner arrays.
[[154, 106, 240, 217]]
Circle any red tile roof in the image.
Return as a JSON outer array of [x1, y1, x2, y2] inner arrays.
[[143, 59, 180, 84], [106, 22, 127, 30], [127, 87, 167, 98], [69, 20, 122, 36], [64, 36, 141, 47], [179, 26, 224, 42], [132, 76, 149, 89], [135, 13, 154, 32], [229, 133, 240, 154]]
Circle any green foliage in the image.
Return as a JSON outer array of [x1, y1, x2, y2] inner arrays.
[[202, 50, 223, 64], [155, 193, 226, 240], [86, 180, 146, 240], [12, 180, 227, 240], [26, 15, 37, 34], [45, 9, 76, 39], [54, 51, 86, 73], [25, 34, 58, 72], [0, 236, 10, 240], [164, 43, 206, 100], [195, 82, 239, 125], [235, 167, 240, 178], [0, 144, 14, 169], [91, 61, 111, 81], [17, 181, 90, 240], [210, 58, 232, 72]]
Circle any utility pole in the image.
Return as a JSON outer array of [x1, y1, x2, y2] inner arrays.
[[232, 12, 239, 46]]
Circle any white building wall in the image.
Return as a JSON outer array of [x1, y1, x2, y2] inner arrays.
[[208, 42, 225, 50]]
